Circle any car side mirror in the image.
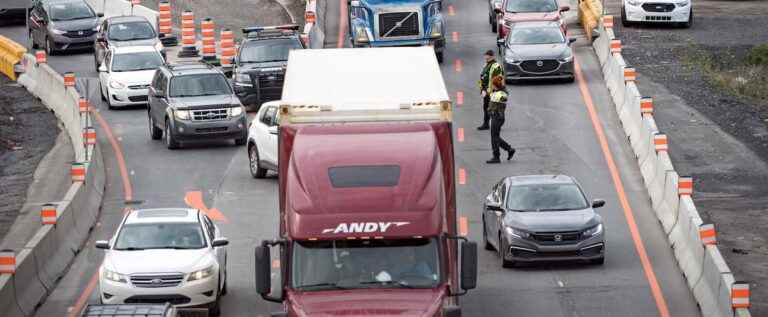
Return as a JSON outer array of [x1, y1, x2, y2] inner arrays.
[[486, 195, 503, 211], [98, 64, 107, 72], [268, 126, 278, 135], [97, 12, 104, 17], [560, 5, 570, 12], [212, 238, 229, 247], [95, 240, 110, 249], [460, 240, 478, 291], [568, 37, 577, 44], [592, 199, 606, 208], [152, 89, 164, 98]]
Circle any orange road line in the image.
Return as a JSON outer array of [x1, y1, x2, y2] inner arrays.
[[337, 0, 348, 48], [448, 5, 455, 16], [184, 191, 229, 223], [457, 128, 464, 143], [272, 259, 281, 268], [459, 216, 468, 236], [574, 59, 671, 317], [458, 168, 466, 185], [456, 91, 464, 106], [452, 31, 459, 43], [454, 59, 462, 73], [93, 111, 132, 201]]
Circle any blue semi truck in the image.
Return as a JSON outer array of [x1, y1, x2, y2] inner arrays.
[[348, 0, 446, 63]]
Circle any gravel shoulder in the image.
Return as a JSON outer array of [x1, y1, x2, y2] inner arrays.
[[0, 76, 59, 242], [605, 0, 768, 313]]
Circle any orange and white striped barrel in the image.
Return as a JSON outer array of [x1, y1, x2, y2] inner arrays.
[[219, 28, 235, 67], [158, 1, 173, 37], [71, 162, 86, 182], [699, 223, 716, 245], [603, 15, 614, 29], [610, 39, 621, 54], [41, 203, 57, 225], [653, 134, 668, 152], [640, 97, 653, 116], [732, 283, 750, 309], [623, 67, 636, 82], [35, 50, 46, 64], [180, 10, 198, 54], [201, 18, 216, 61], [64, 72, 75, 87], [0, 250, 15, 274], [78, 97, 89, 113], [83, 127, 96, 146], [678, 176, 692, 196]]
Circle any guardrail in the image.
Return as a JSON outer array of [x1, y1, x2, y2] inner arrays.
[[0, 50, 105, 317], [0, 35, 27, 80], [591, 16, 753, 317]]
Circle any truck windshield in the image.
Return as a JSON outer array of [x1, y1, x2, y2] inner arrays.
[[292, 238, 440, 291]]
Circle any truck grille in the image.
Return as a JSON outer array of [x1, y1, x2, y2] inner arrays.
[[130, 273, 184, 288], [378, 11, 420, 38], [530, 231, 582, 244], [192, 108, 229, 121], [641, 3, 676, 12], [520, 60, 560, 73], [63, 30, 96, 38]]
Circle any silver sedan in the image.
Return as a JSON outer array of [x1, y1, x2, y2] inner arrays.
[[497, 21, 576, 83]]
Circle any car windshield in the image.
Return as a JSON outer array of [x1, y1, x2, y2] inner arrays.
[[111, 51, 163, 72], [506, 0, 558, 13], [506, 183, 589, 211], [292, 238, 440, 290], [108, 21, 156, 41], [169, 73, 232, 97], [49, 2, 94, 21], [239, 38, 301, 63], [508, 26, 564, 45], [114, 222, 206, 250]]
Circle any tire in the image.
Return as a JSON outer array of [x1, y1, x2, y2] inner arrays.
[[234, 130, 247, 146], [681, 10, 693, 28], [621, 7, 632, 27], [482, 216, 494, 251], [590, 256, 605, 265], [148, 111, 162, 140], [105, 88, 114, 110], [499, 234, 515, 268], [164, 119, 180, 149], [248, 144, 268, 179], [208, 296, 221, 317], [29, 30, 38, 49], [565, 76, 575, 83], [100, 84, 107, 101], [436, 51, 444, 64], [45, 36, 56, 56]]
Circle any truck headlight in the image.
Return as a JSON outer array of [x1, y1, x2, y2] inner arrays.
[[109, 80, 125, 89], [354, 24, 369, 44], [103, 269, 127, 283], [583, 224, 603, 237], [188, 266, 214, 281], [234, 72, 252, 87], [174, 110, 191, 120], [228, 106, 244, 117], [429, 20, 443, 38], [505, 226, 529, 239]]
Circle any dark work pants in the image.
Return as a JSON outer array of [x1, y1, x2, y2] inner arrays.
[[490, 113, 512, 158], [481, 95, 490, 127]]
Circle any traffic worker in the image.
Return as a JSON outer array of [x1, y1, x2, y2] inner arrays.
[[486, 75, 515, 164], [477, 49, 503, 130]]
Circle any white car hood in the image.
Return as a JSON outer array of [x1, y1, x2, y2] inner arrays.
[[105, 248, 212, 274], [108, 69, 156, 87], [632, 0, 678, 4]]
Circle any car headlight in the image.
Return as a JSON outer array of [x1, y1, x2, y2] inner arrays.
[[354, 24, 369, 44], [505, 226, 530, 239], [228, 106, 244, 117], [109, 80, 125, 89], [675, 0, 689, 6], [429, 20, 443, 38], [50, 28, 66, 35], [188, 266, 214, 281], [505, 53, 522, 64], [234, 72, 252, 86], [174, 109, 191, 120], [627, 0, 641, 6], [583, 223, 603, 236], [558, 52, 573, 63], [103, 268, 127, 283]]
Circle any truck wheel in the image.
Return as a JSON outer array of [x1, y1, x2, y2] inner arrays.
[[436, 52, 444, 64], [148, 111, 162, 140], [164, 119, 180, 149], [499, 234, 515, 268], [249, 144, 268, 179], [482, 216, 494, 251]]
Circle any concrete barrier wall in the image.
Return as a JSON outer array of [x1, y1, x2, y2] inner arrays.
[[591, 17, 752, 317]]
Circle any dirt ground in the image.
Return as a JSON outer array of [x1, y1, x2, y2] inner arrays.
[[606, 0, 768, 313], [0, 76, 59, 242]]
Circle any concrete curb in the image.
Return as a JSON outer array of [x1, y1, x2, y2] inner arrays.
[[591, 18, 753, 317]]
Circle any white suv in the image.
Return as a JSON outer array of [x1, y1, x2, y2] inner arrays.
[[622, 0, 692, 28], [98, 45, 165, 109], [96, 208, 228, 316], [247, 100, 280, 178]]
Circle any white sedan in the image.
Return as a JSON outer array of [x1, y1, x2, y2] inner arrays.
[[622, 0, 692, 28], [247, 100, 280, 178], [98, 45, 164, 109], [96, 208, 228, 316]]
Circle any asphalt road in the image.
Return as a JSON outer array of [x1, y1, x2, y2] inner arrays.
[[0, 0, 703, 315]]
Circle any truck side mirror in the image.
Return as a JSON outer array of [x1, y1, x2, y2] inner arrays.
[[95, 240, 110, 249], [460, 240, 478, 290], [592, 199, 606, 208], [255, 245, 271, 295]]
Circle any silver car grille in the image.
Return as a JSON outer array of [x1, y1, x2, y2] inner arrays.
[[192, 108, 229, 121], [130, 273, 184, 288]]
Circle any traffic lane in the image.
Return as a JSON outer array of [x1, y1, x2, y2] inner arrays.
[[446, 0, 698, 316]]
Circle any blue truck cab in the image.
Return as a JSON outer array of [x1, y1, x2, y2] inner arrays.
[[348, 0, 446, 63]]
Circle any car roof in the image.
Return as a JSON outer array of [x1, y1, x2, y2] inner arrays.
[[45, 0, 87, 5], [506, 174, 577, 186], [106, 15, 150, 24], [123, 208, 200, 225], [111, 45, 159, 54], [162, 63, 221, 76]]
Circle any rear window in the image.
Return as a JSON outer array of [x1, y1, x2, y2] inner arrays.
[[328, 165, 400, 188]]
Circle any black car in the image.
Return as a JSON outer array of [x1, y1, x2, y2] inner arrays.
[[28, 0, 102, 55], [231, 25, 304, 110], [94, 15, 164, 70]]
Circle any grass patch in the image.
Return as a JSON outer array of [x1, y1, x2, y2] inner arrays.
[[683, 45, 768, 103]]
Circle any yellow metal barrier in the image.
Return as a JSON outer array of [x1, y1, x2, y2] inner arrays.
[[0, 35, 27, 80], [578, 0, 603, 42]]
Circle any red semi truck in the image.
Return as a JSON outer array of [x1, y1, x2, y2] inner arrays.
[[254, 47, 478, 317]]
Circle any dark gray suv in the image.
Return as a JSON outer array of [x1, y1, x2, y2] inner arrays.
[[147, 63, 247, 149], [29, 0, 102, 55]]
